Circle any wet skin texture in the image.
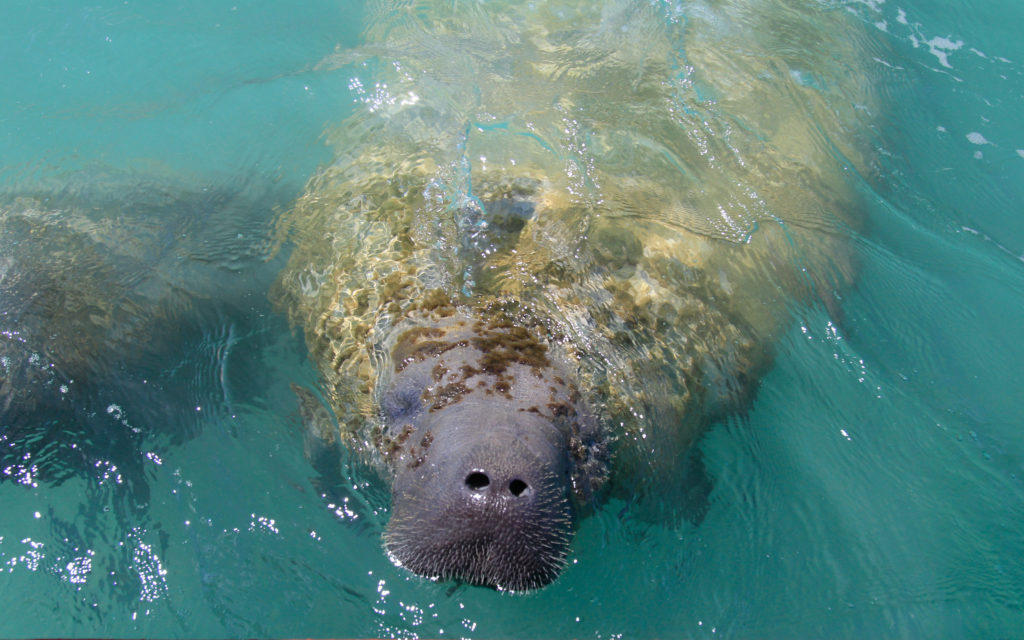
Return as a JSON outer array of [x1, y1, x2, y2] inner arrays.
[[377, 312, 606, 591]]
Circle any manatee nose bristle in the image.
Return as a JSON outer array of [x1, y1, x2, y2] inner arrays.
[[386, 465, 572, 590], [387, 442, 573, 590]]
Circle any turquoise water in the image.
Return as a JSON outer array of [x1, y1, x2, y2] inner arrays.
[[2, 0, 1023, 638]]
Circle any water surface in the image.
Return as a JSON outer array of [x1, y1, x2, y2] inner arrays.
[[1, 0, 1022, 638]]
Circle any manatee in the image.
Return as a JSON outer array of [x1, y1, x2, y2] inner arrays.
[[0, 174, 285, 488], [274, 0, 878, 590]]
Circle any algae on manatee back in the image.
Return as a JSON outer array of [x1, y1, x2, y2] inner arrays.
[[273, 0, 879, 588]]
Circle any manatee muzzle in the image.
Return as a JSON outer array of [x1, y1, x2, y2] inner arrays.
[[384, 439, 573, 591]]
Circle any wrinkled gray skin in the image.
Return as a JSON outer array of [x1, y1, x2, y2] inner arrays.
[[375, 313, 606, 591]]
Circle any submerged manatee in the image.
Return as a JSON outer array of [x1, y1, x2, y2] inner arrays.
[[1, 174, 285, 487], [275, 0, 878, 590]]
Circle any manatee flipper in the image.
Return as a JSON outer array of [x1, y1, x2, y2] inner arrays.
[[609, 435, 714, 528], [678, 445, 713, 527], [292, 383, 385, 529], [292, 383, 343, 481]]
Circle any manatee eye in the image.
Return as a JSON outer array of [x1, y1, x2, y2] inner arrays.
[[509, 478, 529, 497], [465, 471, 490, 490]]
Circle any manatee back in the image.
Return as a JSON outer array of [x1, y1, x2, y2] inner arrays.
[[274, 0, 878, 503]]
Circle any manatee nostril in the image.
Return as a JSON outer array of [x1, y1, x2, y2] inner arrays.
[[508, 478, 529, 497], [465, 471, 490, 490]]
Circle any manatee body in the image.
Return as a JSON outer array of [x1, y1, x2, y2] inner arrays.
[[276, 0, 877, 590], [1, 179, 283, 486], [0, 190, 165, 429]]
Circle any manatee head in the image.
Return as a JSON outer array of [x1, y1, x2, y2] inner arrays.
[[375, 312, 609, 590], [383, 400, 574, 591]]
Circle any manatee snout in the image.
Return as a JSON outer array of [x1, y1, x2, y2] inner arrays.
[[384, 406, 574, 591], [374, 313, 607, 590]]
